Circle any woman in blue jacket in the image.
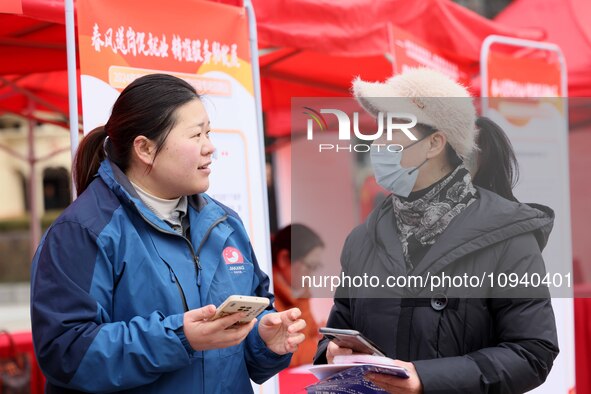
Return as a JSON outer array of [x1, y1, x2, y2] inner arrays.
[[30, 73, 306, 393]]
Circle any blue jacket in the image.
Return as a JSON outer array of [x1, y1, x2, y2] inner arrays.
[[31, 160, 291, 393]]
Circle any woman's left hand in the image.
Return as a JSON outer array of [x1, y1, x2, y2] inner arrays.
[[258, 308, 306, 355], [366, 360, 423, 394]]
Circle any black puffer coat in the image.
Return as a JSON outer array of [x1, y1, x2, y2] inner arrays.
[[314, 188, 559, 394]]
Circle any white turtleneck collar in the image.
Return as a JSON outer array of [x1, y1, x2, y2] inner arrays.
[[129, 181, 188, 227]]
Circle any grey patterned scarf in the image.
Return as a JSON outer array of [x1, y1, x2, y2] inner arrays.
[[391, 164, 477, 267]]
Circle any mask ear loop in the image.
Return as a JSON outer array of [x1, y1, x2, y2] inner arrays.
[[403, 134, 430, 175], [403, 134, 428, 150], [408, 158, 429, 175]]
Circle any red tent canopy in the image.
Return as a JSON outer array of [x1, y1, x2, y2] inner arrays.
[[255, 0, 544, 136], [495, 0, 591, 97], [0, 70, 80, 128], [256, 0, 542, 60], [0, 0, 545, 135], [0, 7, 66, 75], [0, 0, 70, 122]]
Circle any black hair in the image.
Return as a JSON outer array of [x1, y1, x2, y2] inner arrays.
[[74, 74, 200, 194], [472, 116, 520, 202], [271, 224, 325, 267]]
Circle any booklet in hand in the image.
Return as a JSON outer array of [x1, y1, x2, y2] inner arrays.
[[307, 354, 409, 394]]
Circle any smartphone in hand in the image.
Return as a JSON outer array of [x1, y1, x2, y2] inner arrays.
[[319, 327, 386, 357], [211, 295, 270, 325]]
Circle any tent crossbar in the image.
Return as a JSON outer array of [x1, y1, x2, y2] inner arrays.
[[0, 74, 27, 90], [0, 76, 69, 118], [0, 106, 75, 131], [0, 142, 70, 164], [0, 142, 27, 161], [0, 37, 66, 50], [264, 69, 346, 93], [0, 90, 21, 101], [11, 22, 56, 38], [260, 48, 301, 71], [35, 146, 70, 163]]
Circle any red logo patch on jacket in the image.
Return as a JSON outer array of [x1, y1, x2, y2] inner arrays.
[[222, 246, 244, 265]]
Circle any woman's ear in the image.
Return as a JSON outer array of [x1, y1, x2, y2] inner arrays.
[[132, 136, 156, 165], [426, 131, 447, 159]]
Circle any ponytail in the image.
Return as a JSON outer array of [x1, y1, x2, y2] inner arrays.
[[472, 117, 519, 202], [73, 126, 107, 195]]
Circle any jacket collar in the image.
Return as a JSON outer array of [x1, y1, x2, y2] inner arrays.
[[97, 159, 209, 232], [367, 187, 555, 277]]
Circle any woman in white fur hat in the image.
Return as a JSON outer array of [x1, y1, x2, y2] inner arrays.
[[314, 68, 558, 394]]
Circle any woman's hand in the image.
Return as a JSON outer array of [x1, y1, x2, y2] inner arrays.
[[326, 341, 354, 364], [182, 305, 257, 351], [366, 360, 423, 394], [258, 308, 306, 355]]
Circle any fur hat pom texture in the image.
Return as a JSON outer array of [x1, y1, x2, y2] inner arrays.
[[352, 67, 477, 162]]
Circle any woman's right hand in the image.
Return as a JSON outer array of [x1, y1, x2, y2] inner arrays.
[[182, 305, 257, 351], [326, 341, 354, 364]]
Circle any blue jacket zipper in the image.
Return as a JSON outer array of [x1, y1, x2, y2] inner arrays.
[[132, 202, 229, 305]]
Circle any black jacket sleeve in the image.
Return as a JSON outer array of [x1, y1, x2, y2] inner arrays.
[[414, 233, 559, 394]]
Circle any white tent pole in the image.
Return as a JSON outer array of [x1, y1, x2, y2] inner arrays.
[[65, 0, 79, 199], [27, 100, 41, 259], [245, 0, 273, 273], [244, 2, 279, 393]]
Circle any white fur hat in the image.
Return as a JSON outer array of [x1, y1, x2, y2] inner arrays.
[[352, 67, 477, 162]]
